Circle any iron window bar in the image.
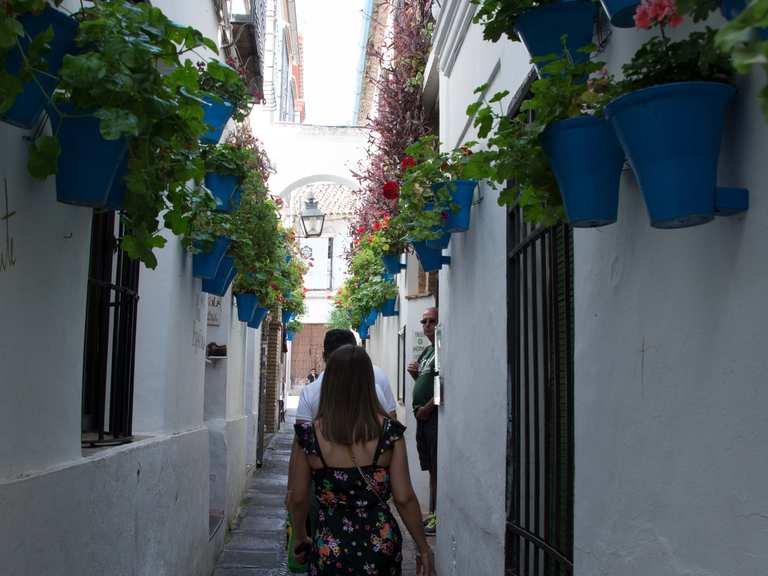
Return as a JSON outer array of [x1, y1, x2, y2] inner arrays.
[[82, 212, 139, 448]]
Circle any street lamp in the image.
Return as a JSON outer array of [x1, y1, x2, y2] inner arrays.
[[300, 194, 325, 237]]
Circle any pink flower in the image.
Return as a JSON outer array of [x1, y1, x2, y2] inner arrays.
[[668, 13, 683, 26], [634, 3, 652, 28], [634, 0, 683, 29], [382, 181, 400, 200]]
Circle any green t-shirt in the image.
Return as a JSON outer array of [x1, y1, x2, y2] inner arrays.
[[412, 344, 435, 410]]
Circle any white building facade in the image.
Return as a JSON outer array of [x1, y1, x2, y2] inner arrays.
[[364, 2, 768, 575], [0, 2, 271, 575]]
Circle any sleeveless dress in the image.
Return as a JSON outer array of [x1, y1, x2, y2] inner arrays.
[[294, 417, 407, 576]]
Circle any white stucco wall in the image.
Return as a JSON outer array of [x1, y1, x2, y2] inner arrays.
[[426, 4, 532, 574], [134, 237, 207, 436], [0, 427, 212, 576], [0, 2, 255, 575], [572, 16, 768, 576], [0, 126, 91, 479]]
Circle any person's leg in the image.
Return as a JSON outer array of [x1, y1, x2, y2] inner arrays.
[[429, 465, 437, 514]]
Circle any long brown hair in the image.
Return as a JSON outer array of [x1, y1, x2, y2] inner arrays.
[[316, 345, 386, 445]]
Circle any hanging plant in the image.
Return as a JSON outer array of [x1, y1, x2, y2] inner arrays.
[[198, 58, 254, 123], [716, 0, 768, 119], [350, 0, 435, 239], [23, 1, 249, 269]]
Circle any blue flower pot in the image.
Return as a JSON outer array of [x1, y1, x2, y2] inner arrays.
[[382, 254, 405, 275], [1, 7, 77, 129], [599, 0, 641, 28], [205, 172, 240, 212], [515, 0, 596, 75], [380, 298, 397, 317], [605, 81, 736, 229], [357, 323, 370, 340], [721, 0, 768, 38], [432, 180, 477, 233], [192, 236, 232, 279], [423, 200, 450, 249], [234, 292, 259, 323], [366, 309, 379, 327], [541, 115, 625, 227], [200, 96, 233, 144], [286, 331, 294, 342], [248, 306, 269, 329], [412, 241, 450, 273], [425, 232, 451, 250], [49, 104, 128, 207], [282, 309, 293, 324], [103, 154, 128, 211], [202, 256, 235, 296]]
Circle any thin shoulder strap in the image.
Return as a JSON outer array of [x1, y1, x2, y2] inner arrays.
[[372, 418, 390, 466], [311, 422, 328, 468]]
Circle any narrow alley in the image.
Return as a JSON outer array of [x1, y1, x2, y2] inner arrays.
[[3, 1, 768, 575]]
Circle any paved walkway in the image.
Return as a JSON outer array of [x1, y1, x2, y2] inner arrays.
[[211, 415, 430, 575]]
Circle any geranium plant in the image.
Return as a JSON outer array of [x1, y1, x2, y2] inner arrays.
[[25, 0, 240, 268], [0, 0, 65, 115], [463, 42, 623, 226], [616, 2, 732, 94], [393, 135, 489, 240], [716, 0, 768, 119], [470, 0, 556, 42], [198, 58, 253, 122], [202, 142, 253, 181]]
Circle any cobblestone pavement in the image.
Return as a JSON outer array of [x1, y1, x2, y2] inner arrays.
[[211, 415, 433, 575]]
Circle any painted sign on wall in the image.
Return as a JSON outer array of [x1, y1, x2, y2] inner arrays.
[[207, 295, 222, 326]]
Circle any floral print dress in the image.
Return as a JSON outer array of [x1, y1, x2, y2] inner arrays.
[[294, 417, 407, 576]]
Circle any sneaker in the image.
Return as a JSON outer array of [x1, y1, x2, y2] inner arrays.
[[423, 514, 437, 535]]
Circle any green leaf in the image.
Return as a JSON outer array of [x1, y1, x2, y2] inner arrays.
[[466, 101, 482, 117], [488, 90, 509, 103], [28, 136, 60, 179], [0, 17, 24, 50], [60, 53, 108, 86], [95, 108, 140, 140], [0, 69, 23, 113]]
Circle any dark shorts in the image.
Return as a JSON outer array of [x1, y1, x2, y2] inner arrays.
[[415, 411, 438, 471]]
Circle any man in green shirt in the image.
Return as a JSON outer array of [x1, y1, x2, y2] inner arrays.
[[408, 306, 438, 534]]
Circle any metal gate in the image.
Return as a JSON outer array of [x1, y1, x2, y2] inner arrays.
[[506, 207, 574, 575], [82, 212, 140, 447]]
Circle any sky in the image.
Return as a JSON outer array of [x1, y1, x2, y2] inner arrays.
[[295, 0, 370, 126]]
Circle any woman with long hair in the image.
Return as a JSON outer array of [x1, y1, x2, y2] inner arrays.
[[289, 344, 433, 575]]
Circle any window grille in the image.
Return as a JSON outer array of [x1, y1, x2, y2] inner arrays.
[[506, 206, 574, 575], [81, 212, 139, 447]]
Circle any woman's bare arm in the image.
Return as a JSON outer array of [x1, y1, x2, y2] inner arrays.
[[288, 440, 312, 542], [389, 437, 431, 564]]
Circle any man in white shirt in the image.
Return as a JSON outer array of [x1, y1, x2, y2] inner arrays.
[[294, 329, 397, 421]]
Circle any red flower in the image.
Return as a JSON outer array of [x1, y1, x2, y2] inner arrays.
[[401, 156, 415, 171], [356, 225, 366, 234], [270, 283, 279, 291], [441, 211, 449, 221], [382, 181, 400, 200], [373, 221, 383, 231]]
